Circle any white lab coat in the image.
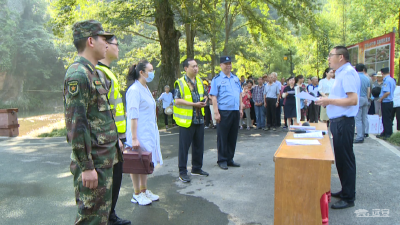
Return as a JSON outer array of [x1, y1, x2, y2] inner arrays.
[[125, 81, 163, 166]]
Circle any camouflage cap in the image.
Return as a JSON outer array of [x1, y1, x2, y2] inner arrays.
[[73, 20, 114, 41]]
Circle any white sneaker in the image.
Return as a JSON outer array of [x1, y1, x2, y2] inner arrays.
[[145, 190, 159, 201], [131, 193, 152, 205]]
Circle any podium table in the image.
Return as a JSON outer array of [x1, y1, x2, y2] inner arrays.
[[273, 123, 334, 225]]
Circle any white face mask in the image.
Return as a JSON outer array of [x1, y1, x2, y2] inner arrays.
[[142, 71, 154, 83]]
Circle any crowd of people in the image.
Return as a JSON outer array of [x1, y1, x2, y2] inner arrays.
[[63, 20, 399, 224]]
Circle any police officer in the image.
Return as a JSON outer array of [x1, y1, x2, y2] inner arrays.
[[210, 56, 243, 170], [377, 67, 396, 139], [174, 58, 209, 183], [63, 20, 123, 224], [96, 36, 131, 225], [316, 46, 360, 209]]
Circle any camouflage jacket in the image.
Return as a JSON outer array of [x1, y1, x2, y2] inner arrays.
[[63, 56, 122, 170]]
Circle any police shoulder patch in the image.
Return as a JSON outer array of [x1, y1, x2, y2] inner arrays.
[[67, 80, 79, 95]]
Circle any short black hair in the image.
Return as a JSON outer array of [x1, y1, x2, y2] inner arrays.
[[333, 46, 350, 62], [107, 35, 117, 43], [73, 36, 99, 53], [295, 75, 304, 83], [182, 58, 196, 69], [246, 80, 253, 85], [355, 64, 366, 72]]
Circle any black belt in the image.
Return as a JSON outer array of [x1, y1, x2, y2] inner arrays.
[[330, 116, 354, 123]]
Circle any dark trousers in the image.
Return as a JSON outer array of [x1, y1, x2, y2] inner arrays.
[[308, 102, 319, 123], [110, 161, 123, 218], [381, 101, 394, 137], [330, 117, 356, 202], [392, 107, 400, 131], [266, 98, 277, 128], [205, 105, 212, 126], [110, 138, 125, 218], [368, 100, 375, 115], [163, 110, 174, 125], [217, 110, 239, 163], [276, 102, 282, 126], [178, 124, 204, 174]]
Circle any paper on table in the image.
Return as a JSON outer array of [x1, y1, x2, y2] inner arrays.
[[289, 125, 316, 130], [293, 131, 323, 138], [296, 91, 319, 102], [285, 139, 321, 145], [306, 130, 328, 133]]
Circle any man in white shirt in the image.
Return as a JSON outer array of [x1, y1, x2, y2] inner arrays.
[[316, 46, 360, 210]]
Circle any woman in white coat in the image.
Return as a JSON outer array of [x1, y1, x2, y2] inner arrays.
[[125, 60, 163, 206]]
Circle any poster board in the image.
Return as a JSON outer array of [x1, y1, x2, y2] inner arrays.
[[295, 86, 301, 124], [367, 115, 384, 134], [347, 32, 395, 77]]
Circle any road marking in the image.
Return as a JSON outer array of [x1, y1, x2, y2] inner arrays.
[[370, 135, 400, 158], [159, 133, 179, 137]]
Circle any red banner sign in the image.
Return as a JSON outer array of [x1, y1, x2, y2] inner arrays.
[[348, 32, 395, 77]]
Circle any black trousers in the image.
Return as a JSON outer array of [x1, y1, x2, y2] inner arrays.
[[368, 100, 375, 115], [392, 107, 400, 131], [110, 137, 125, 217], [330, 117, 356, 202], [110, 159, 123, 218], [276, 102, 282, 126], [308, 102, 319, 123], [217, 110, 239, 163], [381, 101, 393, 137], [205, 105, 212, 126], [178, 124, 204, 174], [163, 111, 174, 125], [266, 98, 277, 128]]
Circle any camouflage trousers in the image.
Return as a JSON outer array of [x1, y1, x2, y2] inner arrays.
[[70, 162, 113, 225]]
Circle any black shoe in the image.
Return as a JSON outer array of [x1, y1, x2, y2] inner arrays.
[[364, 134, 369, 138], [218, 162, 228, 170], [331, 191, 342, 198], [179, 173, 191, 182], [353, 139, 364, 143], [191, 170, 209, 176], [331, 200, 355, 209], [109, 214, 131, 225], [227, 161, 241, 167]]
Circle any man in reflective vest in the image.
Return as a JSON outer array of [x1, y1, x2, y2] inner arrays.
[[96, 36, 131, 225], [174, 58, 209, 183]]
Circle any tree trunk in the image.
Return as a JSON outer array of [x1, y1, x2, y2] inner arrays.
[[210, 37, 217, 79], [223, 2, 229, 55], [154, 0, 181, 92], [185, 23, 196, 59]]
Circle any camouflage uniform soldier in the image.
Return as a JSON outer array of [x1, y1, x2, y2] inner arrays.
[[63, 20, 123, 225]]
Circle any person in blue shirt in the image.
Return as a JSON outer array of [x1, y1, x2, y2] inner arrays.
[[354, 64, 370, 143], [377, 67, 396, 139], [316, 46, 360, 210], [210, 56, 243, 170], [158, 85, 174, 129]]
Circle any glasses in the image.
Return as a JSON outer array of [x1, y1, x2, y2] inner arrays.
[[328, 53, 341, 58], [108, 43, 119, 47]]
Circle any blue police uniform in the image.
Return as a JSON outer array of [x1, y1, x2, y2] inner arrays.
[[327, 62, 360, 205], [379, 73, 396, 137], [210, 62, 242, 167]]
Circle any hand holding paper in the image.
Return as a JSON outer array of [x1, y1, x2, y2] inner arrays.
[[295, 91, 319, 102]]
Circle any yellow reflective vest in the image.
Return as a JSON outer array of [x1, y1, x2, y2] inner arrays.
[[95, 65, 126, 134], [173, 76, 205, 128]]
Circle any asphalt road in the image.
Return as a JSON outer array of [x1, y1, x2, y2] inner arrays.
[[1, 126, 400, 225]]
